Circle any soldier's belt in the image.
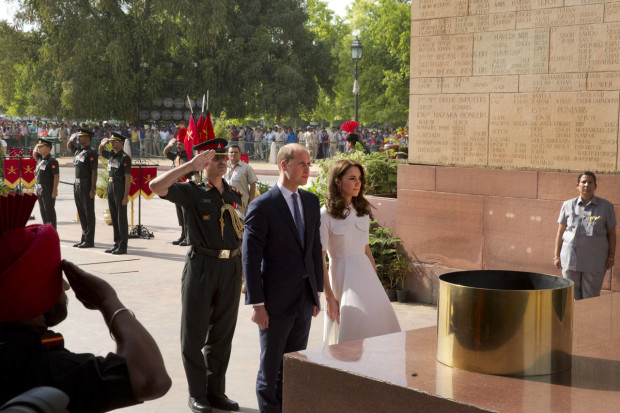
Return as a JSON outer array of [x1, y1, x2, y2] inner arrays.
[[191, 245, 241, 259], [109, 177, 125, 183]]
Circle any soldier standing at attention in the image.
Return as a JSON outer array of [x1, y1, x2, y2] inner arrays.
[[67, 129, 98, 248], [150, 138, 244, 413], [33, 137, 60, 229], [163, 128, 193, 246], [99, 133, 132, 255]]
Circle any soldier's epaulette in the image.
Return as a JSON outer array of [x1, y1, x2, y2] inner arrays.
[[229, 185, 242, 196]]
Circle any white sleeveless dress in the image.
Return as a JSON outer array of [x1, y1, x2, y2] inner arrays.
[[320, 207, 401, 345]]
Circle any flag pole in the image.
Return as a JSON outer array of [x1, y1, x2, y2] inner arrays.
[[201, 94, 205, 114], [187, 96, 194, 114]]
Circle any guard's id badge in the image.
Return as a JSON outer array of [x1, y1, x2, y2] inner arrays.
[[39, 161, 47, 170], [586, 225, 594, 237]]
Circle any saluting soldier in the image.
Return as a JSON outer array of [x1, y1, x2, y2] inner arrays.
[[150, 138, 244, 413], [33, 137, 60, 228], [67, 129, 98, 248], [99, 133, 132, 255], [163, 128, 195, 246]]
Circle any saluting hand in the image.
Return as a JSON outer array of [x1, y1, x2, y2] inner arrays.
[[189, 149, 216, 170], [62, 259, 118, 311]]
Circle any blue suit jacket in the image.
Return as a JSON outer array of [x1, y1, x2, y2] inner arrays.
[[243, 184, 323, 317]]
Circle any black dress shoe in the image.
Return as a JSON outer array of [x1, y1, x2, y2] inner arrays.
[[172, 235, 184, 245], [188, 397, 211, 413], [179, 240, 189, 246], [207, 394, 239, 412], [77, 242, 94, 248], [111, 249, 127, 255], [72, 242, 83, 247], [104, 247, 117, 253]]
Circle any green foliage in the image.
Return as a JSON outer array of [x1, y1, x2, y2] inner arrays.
[[256, 181, 272, 196], [96, 158, 109, 199], [2, 0, 333, 121], [312, 147, 399, 202], [369, 219, 402, 288], [213, 115, 233, 141], [313, 0, 410, 125], [390, 253, 410, 290]]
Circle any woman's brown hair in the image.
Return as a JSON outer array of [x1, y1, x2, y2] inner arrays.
[[325, 159, 371, 219]]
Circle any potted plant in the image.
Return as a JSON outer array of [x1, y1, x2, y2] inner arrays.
[[369, 220, 402, 301], [390, 253, 410, 303], [95, 158, 112, 225]]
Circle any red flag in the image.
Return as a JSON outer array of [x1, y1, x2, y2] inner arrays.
[[205, 112, 216, 142], [140, 167, 157, 199], [3, 159, 20, 188], [184, 114, 198, 160], [197, 113, 206, 144], [20, 159, 37, 188], [129, 168, 141, 200]]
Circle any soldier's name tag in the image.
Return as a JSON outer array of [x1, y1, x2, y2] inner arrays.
[[200, 199, 211, 204], [586, 225, 594, 237], [203, 215, 210, 221]]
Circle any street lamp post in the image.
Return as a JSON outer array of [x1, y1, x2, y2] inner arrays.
[[351, 37, 363, 123]]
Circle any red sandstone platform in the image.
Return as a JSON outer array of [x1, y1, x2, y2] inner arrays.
[[284, 293, 620, 412]]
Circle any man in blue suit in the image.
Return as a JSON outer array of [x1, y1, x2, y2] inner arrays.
[[243, 143, 323, 413]]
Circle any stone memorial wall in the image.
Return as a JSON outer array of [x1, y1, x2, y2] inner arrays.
[[409, 0, 620, 173]]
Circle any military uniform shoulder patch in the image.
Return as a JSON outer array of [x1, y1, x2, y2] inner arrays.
[[229, 185, 242, 196]]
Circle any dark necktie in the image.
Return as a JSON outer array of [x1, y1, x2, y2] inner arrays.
[[291, 192, 305, 248]]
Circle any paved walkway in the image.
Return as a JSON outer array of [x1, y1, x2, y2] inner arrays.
[[38, 166, 436, 412]]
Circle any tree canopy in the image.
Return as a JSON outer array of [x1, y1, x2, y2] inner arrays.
[[0, 0, 411, 126]]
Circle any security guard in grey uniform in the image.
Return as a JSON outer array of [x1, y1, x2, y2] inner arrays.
[[33, 137, 60, 228], [149, 138, 244, 413], [99, 132, 132, 255], [67, 129, 98, 248]]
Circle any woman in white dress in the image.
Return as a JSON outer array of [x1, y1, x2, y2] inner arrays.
[[321, 159, 401, 345]]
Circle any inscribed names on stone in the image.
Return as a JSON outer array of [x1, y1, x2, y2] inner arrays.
[[516, 4, 603, 29], [488, 91, 618, 171], [445, 12, 516, 34], [411, 78, 442, 94], [410, 94, 488, 167], [469, 0, 563, 15], [588, 71, 620, 90], [519, 73, 587, 92], [411, 19, 446, 37], [606, 2, 620, 22], [473, 29, 549, 75], [411, 0, 468, 20], [550, 23, 620, 73], [411, 34, 474, 77], [443, 75, 519, 93]]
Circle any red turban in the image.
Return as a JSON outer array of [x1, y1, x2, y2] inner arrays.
[[0, 224, 62, 322], [177, 128, 187, 143]]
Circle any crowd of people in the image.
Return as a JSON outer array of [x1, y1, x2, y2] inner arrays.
[[0, 120, 408, 162], [228, 124, 408, 162]]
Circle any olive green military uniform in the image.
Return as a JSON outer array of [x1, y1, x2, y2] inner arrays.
[[34, 153, 59, 228], [71, 141, 98, 245], [162, 179, 243, 400], [101, 148, 132, 252]]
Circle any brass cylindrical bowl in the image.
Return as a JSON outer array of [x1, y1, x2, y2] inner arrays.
[[437, 270, 573, 376]]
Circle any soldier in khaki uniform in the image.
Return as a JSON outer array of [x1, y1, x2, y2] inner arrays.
[[150, 138, 244, 413], [99, 133, 132, 255], [33, 137, 60, 228]]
